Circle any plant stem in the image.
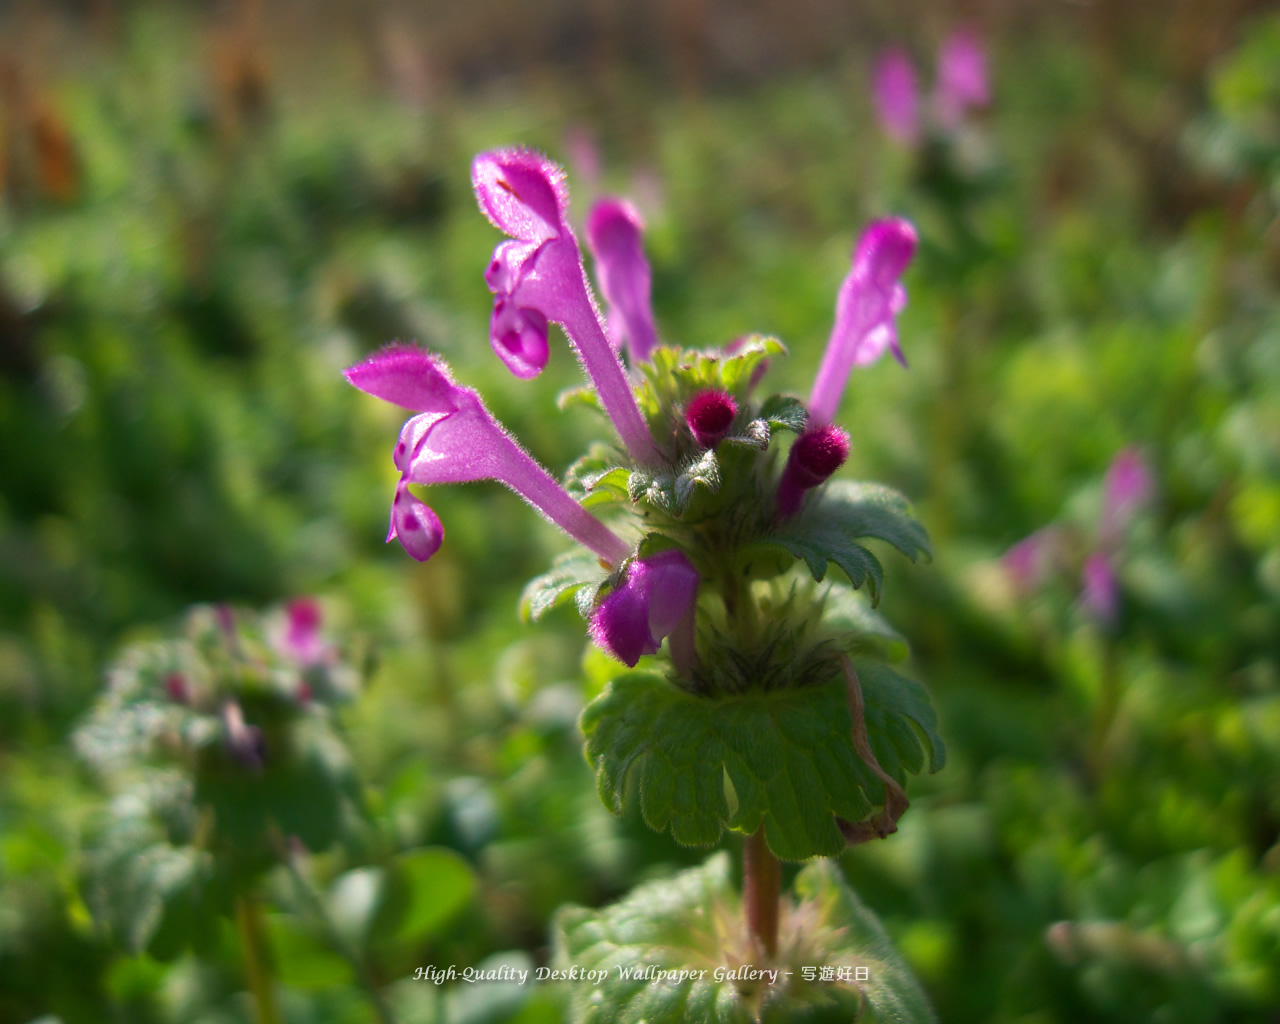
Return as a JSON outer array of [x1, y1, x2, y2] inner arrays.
[[278, 840, 400, 1024], [236, 894, 281, 1024], [743, 827, 780, 959]]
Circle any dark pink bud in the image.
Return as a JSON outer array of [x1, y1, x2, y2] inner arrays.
[[776, 424, 850, 518], [685, 390, 737, 448]]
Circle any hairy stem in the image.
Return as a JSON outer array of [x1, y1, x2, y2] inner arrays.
[[236, 894, 281, 1024], [743, 827, 780, 959]]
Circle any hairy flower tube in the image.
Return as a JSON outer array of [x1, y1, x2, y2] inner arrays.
[[473, 148, 662, 465], [346, 344, 630, 568], [772, 219, 914, 517]]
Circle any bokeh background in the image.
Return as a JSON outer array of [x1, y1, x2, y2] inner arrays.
[[2, 1, 1279, 1021]]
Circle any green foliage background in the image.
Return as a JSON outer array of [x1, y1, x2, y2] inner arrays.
[[2, 2, 1279, 1021]]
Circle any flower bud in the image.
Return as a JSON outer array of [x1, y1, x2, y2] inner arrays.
[[685, 390, 737, 448], [776, 424, 850, 518]]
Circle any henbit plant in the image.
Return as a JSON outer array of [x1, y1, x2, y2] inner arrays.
[[74, 601, 381, 1024], [346, 148, 944, 1022]]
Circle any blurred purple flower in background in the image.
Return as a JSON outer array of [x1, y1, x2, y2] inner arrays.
[[873, 27, 990, 143], [1003, 447, 1154, 626], [873, 48, 920, 144], [935, 29, 991, 130]]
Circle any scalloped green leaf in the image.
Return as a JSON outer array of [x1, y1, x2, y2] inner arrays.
[[580, 668, 943, 862], [744, 531, 886, 601], [818, 481, 932, 563], [521, 551, 608, 622], [758, 393, 809, 434], [554, 853, 936, 1024]]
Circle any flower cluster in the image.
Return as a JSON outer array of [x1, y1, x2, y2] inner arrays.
[[873, 28, 990, 145], [346, 149, 916, 672], [1004, 447, 1154, 626]]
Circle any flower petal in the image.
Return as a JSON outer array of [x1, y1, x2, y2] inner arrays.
[[590, 550, 699, 667], [490, 300, 550, 379], [345, 344, 460, 413], [586, 198, 658, 363], [472, 148, 567, 244], [388, 481, 444, 562]]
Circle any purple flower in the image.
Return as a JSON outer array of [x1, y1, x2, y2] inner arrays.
[[685, 390, 738, 449], [1080, 551, 1118, 625], [873, 48, 920, 144], [589, 550, 700, 667], [346, 344, 630, 566], [806, 218, 916, 426], [1002, 527, 1061, 594], [472, 149, 661, 464], [280, 597, 333, 666], [1100, 447, 1153, 548], [586, 198, 659, 363], [935, 29, 990, 130], [776, 424, 850, 519]]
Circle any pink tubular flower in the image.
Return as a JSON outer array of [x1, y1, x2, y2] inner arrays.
[[806, 219, 917, 426], [935, 28, 990, 130], [472, 149, 662, 465], [586, 198, 659, 363], [776, 424, 851, 519], [1080, 551, 1118, 625], [346, 344, 630, 567], [1100, 447, 1153, 548], [589, 550, 700, 667], [1002, 527, 1062, 594], [873, 48, 920, 145]]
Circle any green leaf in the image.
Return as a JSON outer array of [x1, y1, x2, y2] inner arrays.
[[791, 860, 939, 1024], [741, 480, 929, 600], [674, 448, 721, 510], [580, 668, 942, 862], [554, 854, 755, 1024], [758, 393, 809, 434], [818, 482, 932, 563], [374, 847, 476, 943], [82, 780, 230, 959], [856, 662, 945, 774], [554, 853, 936, 1023], [628, 469, 679, 515], [744, 532, 885, 601], [265, 912, 355, 989], [821, 588, 909, 662], [521, 551, 608, 622], [722, 418, 771, 450]]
